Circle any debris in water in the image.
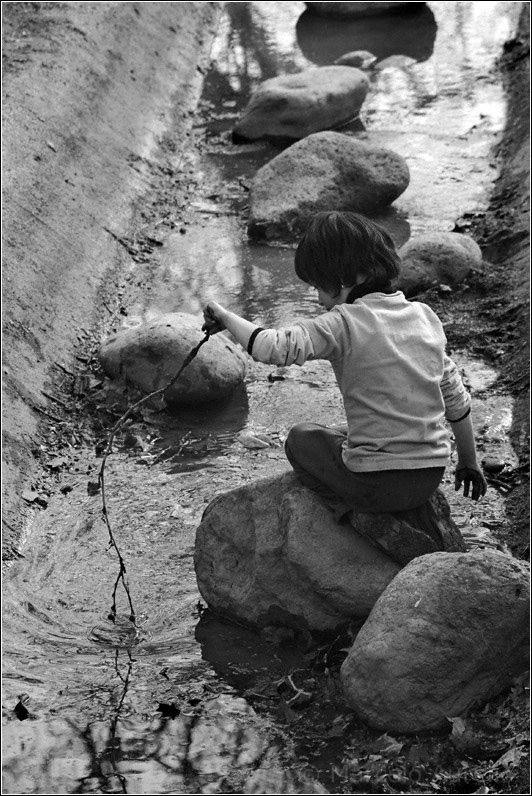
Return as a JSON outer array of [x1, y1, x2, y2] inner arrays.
[[14, 694, 30, 721], [157, 702, 181, 719]]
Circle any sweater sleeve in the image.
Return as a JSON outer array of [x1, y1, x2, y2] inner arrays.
[[441, 354, 471, 421], [249, 324, 315, 366]]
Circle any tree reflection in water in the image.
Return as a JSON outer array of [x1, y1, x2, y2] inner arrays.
[[2, 691, 282, 793], [296, 4, 437, 65]]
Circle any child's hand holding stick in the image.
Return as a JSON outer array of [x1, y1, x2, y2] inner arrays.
[[202, 301, 226, 335]]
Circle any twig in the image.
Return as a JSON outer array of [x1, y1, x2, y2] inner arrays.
[[93, 331, 213, 626], [33, 404, 63, 423], [108, 649, 133, 793], [41, 390, 71, 410], [53, 362, 75, 376]]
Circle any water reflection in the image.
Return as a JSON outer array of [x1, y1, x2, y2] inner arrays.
[[129, 218, 313, 330], [296, 3, 437, 65], [2, 695, 281, 795], [152, 384, 250, 469], [195, 611, 306, 690], [208, 1, 308, 101]]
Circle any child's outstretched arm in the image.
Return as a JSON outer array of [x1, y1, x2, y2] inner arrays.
[[203, 301, 317, 366], [450, 412, 487, 500]]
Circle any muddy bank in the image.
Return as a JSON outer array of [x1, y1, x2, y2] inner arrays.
[[2, 1, 222, 557]]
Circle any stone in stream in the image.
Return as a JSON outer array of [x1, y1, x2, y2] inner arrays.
[[334, 50, 378, 70], [248, 131, 410, 241], [341, 549, 530, 734], [194, 472, 466, 634], [232, 66, 369, 142], [305, 2, 424, 17], [98, 313, 247, 405], [395, 232, 483, 296]]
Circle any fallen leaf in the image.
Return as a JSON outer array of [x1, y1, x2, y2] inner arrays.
[[490, 746, 524, 770], [446, 715, 467, 736], [376, 733, 404, 756], [157, 702, 180, 719]]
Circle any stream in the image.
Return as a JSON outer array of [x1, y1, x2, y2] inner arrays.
[[1, 2, 524, 794]]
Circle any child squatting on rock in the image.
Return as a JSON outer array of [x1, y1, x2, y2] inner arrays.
[[202, 211, 487, 565]]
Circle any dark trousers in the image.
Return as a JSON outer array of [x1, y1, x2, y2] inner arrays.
[[285, 422, 446, 564]]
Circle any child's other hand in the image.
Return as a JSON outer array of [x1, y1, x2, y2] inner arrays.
[[454, 464, 488, 500], [202, 301, 226, 334]]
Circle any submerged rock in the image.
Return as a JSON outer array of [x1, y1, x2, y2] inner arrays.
[[248, 131, 410, 241], [233, 66, 369, 142], [396, 232, 482, 296], [194, 472, 464, 633], [341, 549, 530, 733], [305, 2, 423, 17], [98, 313, 247, 405], [334, 50, 377, 69]]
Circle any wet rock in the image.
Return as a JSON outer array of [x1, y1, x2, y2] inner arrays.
[[195, 472, 401, 632], [233, 66, 369, 142], [305, 2, 423, 17], [341, 550, 530, 733], [194, 472, 463, 633], [334, 50, 377, 70], [352, 488, 466, 566], [374, 54, 417, 71], [248, 132, 410, 241], [98, 313, 247, 405], [395, 232, 482, 296]]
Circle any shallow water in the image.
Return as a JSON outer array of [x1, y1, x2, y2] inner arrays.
[[2, 2, 524, 793]]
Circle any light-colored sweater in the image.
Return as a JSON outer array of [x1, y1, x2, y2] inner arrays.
[[250, 291, 471, 472]]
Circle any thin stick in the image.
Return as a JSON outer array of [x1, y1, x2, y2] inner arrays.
[[93, 331, 213, 625]]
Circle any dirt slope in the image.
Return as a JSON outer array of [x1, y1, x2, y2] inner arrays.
[[2, 1, 221, 554]]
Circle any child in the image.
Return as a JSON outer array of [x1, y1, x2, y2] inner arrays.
[[203, 211, 487, 563]]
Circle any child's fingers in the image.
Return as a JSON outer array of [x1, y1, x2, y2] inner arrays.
[[202, 304, 223, 333], [455, 468, 487, 500]]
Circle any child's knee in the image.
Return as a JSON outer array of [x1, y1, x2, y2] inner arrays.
[[285, 422, 321, 458]]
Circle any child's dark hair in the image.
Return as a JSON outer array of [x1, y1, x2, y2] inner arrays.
[[294, 211, 401, 300]]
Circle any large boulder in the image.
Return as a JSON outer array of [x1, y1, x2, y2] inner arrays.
[[305, 2, 423, 16], [98, 313, 247, 405], [341, 550, 530, 734], [233, 66, 369, 142], [194, 472, 464, 633], [248, 131, 410, 241], [396, 232, 482, 296]]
